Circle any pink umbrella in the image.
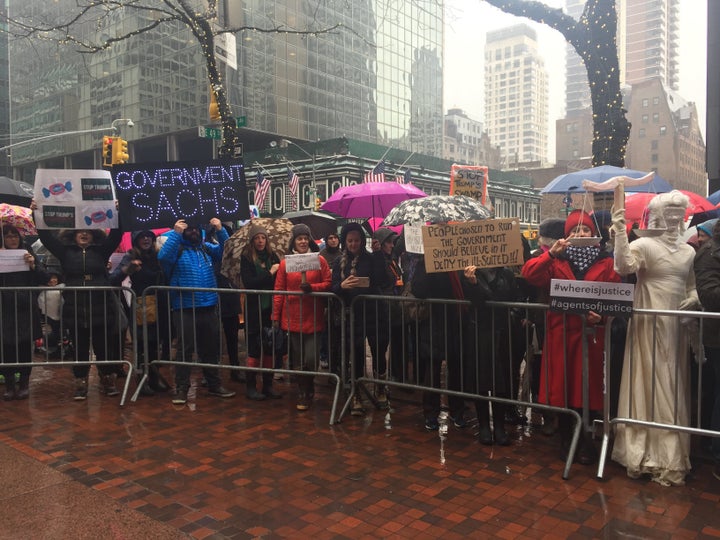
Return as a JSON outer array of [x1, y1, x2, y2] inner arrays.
[[0, 203, 36, 236], [321, 182, 426, 218], [116, 228, 170, 253], [364, 217, 403, 236], [625, 191, 715, 226]]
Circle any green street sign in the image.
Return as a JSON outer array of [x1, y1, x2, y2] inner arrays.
[[198, 126, 222, 140], [236, 116, 247, 128]]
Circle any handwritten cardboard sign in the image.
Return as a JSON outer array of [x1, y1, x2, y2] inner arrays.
[[422, 218, 523, 273], [112, 159, 250, 230], [34, 169, 119, 230], [404, 225, 424, 254], [284, 253, 321, 273], [449, 165, 488, 205]]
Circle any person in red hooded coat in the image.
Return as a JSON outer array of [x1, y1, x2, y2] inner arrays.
[[521, 209, 621, 464]]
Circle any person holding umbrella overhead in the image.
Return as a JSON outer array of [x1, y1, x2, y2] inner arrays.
[[1, 223, 45, 400]]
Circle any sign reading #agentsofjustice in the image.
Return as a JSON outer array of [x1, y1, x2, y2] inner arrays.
[[34, 169, 119, 230], [111, 159, 251, 230]]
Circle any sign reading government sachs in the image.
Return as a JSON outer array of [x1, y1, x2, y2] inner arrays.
[[33, 169, 118, 230], [111, 159, 251, 230], [422, 218, 523, 273], [449, 165, 489, 206], [549, 279, 634, 318]]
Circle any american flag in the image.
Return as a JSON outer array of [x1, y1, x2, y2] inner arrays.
[[287, 167, 300, 210], [395, 169, 411, 184], [254, 171, 271, 208], [363, 160, 385, 183]]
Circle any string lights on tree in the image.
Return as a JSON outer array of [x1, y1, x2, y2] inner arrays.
[[484, 0, 630, 167]]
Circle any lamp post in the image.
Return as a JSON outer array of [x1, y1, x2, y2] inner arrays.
[[281, 139, 316, 207]]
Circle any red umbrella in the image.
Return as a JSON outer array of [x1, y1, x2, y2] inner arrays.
[[625, 191, 715, 226]]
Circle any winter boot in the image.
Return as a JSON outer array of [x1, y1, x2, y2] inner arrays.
[[148, 364, 170, 392], [246, 372, 265, 401], [475, 401, 493, 445], [100, 373, 120, 397], [15, 375, 30, 400], [262, 372, 283, 399], [3, 379, 16, 401], [137, 374, 155, 397], [74, 378, 88, 401], [492, 403, 511, 446]]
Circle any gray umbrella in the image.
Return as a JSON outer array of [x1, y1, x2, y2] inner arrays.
[[383, 195, 492, 226], [0, 176, 34, 206]]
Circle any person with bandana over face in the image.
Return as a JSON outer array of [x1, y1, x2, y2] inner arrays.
[[521, 210, 621, 465], [611, 191, 699, 486]]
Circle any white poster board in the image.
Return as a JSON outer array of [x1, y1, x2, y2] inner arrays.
[[34, 169, 118, 230], [285, 253, 321, 273], [0, 250, 30, 273], [404, 225, 424, 254]]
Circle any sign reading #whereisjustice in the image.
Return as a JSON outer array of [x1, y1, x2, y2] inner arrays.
[[112, 159, 250, 230], [549, 279, 634, 318]]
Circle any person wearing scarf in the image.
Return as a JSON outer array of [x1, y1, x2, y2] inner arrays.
[[521, 209, 620, 465], [611, 191, 699, 486], [240, 223, 282, 401]]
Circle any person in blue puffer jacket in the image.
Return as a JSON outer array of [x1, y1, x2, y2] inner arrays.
[[158, 218, 235, 405]]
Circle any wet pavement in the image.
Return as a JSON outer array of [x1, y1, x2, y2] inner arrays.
[[1, 362, 719, 539]]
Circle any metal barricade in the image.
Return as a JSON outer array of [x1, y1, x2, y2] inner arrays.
[[342, 294, 597, 479], [597, 307, 720, 480], [139, 286, 343, 424], [2, 285, 135, 405]]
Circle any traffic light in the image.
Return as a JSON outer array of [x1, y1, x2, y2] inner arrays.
[[102, 136, 114, 167], [112, 137, 129, 165], [315, 197, 322, 211], [209, 86, 220, 121]]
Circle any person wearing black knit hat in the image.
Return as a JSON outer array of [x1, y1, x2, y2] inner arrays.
[[331, 222, 386, 416], [272, 223, 332, 411]]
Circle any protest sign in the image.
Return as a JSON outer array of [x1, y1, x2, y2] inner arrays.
[[34, 169, 118, 230], [404, 225, 424, 254], [284, 253, 321, 273], [112, 159, 250, 230], [450, 165, 488, 205], [422, 218, 523, 273], [0, 250, 30, 273], [549, 279, 634, 318]]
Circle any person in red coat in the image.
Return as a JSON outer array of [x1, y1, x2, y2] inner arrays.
[[521, 209, 621, 464], [272, 224, 332, 410]]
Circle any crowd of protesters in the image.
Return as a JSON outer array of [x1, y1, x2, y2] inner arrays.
[[2, 191, 720, 486]]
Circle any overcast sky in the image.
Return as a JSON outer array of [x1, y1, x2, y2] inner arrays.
[[443, 0, 708, 162]]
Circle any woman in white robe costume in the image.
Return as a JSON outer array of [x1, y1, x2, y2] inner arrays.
[[610, 190, 699, 486]]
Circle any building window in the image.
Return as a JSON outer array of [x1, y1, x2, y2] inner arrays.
[[660, 125, 667, 135], [651, 140, 658, 150], [642, 98, 649, 107], [652, 113, 659, 123], [651, 154, 658, 163], [653, 96, 659, 105], [642, 114, 649, 123], [639, 128, 646, 137]]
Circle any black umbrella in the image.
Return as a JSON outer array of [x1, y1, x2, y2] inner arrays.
[[0, 176, 34, 206], [282, 210, 339, 240]]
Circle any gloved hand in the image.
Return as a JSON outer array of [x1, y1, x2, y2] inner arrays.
[[611, 205, 626, 234], [300, 282, 312, 294], [272, 320, 280, 329], [678, 296, 700, 311]]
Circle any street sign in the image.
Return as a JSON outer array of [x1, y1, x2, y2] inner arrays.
[[198, 126, 222, 140], [233, 143, 243, 158], [236, 116, 247, 128]]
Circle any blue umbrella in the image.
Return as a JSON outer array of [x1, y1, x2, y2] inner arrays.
[[541, 166, 673, 194], [708, 189, 720, 206]]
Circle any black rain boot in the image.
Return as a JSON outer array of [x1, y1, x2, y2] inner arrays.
[[137, 373, 155, 397], [3, 378, 16, 401], [262, 373, 282, 399], [149, 365, 170, 392], [492, 404, 511, 446], [476, 401, 493, 445], [246, 372, 265, 401], [16, 375, 30, 400], [558, 414, 573, 461]]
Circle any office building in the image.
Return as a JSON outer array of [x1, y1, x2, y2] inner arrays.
[[484, 24, 549, 167], [4, 1, 444, 182], [443, 108, 501, 169]]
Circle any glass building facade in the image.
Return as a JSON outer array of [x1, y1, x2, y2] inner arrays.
[[5, 0, 444, 182]]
